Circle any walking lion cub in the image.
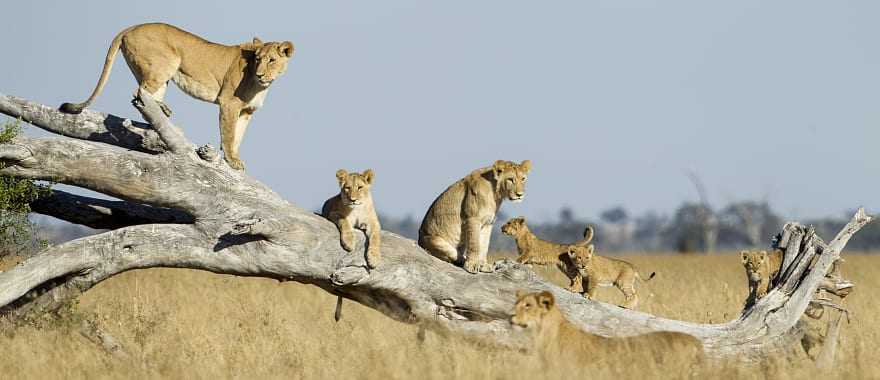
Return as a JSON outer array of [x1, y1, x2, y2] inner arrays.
[[566, 245, 655, 309], [322, 169, 381, 269], [501, 216, 593, 292]]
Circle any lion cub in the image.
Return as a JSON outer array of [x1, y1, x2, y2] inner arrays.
[[567, 245, 655, 309], [510, 291, 703, 364], [322, 169, 381, 268], [501, 217, 593, 292], [740, 249, 783, 301]]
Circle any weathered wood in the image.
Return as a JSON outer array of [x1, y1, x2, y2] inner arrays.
[[0, 93, 873, 361], [30, 189, 194, 229]]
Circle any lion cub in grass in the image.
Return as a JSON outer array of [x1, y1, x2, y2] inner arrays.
[[510, 291, 703, 364], [322, 169, 381, 269], [501, 216, 593, 292], [567, 245, 655, 309]]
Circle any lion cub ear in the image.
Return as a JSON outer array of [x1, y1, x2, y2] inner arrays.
[[252, 37, 264, 45], [492, 160, 507, 177], [537, 291, 555, 310], [362, 169, 374, 185], [520, 160, 531, 173], [280, 41, 294, 57], [515, 290, 526, 300], [336, 169, 348, 186], [759, 250, 768, 263], [740, 250, 749, 264]]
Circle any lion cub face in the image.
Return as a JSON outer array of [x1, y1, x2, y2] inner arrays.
[[501, 217, 526, 237], [493, 160, 531, 203], [511, 291, 556, 329], [741, 250, 768, 282], [252, 39, 295, 86], [336, 169, 374, 207], [567, 244, 596, 270]]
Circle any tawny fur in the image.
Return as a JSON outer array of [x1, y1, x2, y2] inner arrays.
[[501, 216, 593, 292], [59, 23, 294, 170], [322, 169, 382, 269], [740, 249, 783, 301], [567, 245, 655, 309], [510, 291, 703, 364], [418, 160, 530, 274]]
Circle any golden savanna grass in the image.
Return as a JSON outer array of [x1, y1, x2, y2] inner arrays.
[[1, 253, 878, 379]]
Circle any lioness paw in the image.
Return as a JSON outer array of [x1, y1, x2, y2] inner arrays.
[[226, 157, 246, 170]]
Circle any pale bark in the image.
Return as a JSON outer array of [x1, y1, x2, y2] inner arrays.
[[0, 92, 872, 361]]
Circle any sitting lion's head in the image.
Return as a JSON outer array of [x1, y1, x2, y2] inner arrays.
[[511, 290, 556, 329], [249, 38, 294, 86], [335, 169, 374, 207], [492, 160, 530, 203]]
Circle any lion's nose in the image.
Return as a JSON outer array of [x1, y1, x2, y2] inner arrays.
[[515, 192, 524, 198]]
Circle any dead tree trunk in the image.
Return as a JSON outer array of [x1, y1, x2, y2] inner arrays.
[[0, 92, 872, 361]]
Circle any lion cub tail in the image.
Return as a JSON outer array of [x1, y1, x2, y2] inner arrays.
[[637, 271, 657, 283], [581, 225, 594, 244], [60, 25, 137, 114]]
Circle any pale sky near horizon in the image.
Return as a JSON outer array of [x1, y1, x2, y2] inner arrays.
[[1, 0, 877, 222]]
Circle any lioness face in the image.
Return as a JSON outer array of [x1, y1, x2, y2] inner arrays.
[[493, 160, 531, 203], [741, 250, 767, 281], [567, 245, 595, 270], [253, 40, 294, 86], [501, 217, 526, 236], [511, 291, 555, 328], [336, 169, 374, 207]]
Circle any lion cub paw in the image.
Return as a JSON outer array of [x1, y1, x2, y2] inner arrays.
[[366, 249, 381, 269], [340, 232, 355, 252]]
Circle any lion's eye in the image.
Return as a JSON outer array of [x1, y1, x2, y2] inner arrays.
[[357, 185, 363, 190], [522, 177, 527, 182], [507, 178, 514, 183], [269, 58, 275, 63]]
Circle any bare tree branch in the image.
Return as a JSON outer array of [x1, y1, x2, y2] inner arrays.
[[131, 88, 194, 155], [30, 189, 193, 229], [0, 92, 166, 153]]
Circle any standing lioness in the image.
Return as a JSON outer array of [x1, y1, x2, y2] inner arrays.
[[60, 23, 294, 170], [419, 160, 530, 274]]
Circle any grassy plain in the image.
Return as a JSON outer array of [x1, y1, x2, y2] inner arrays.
[[1, 253, 877, 379]]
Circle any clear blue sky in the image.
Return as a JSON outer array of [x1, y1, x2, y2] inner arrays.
[[1, 0, 877, 221]]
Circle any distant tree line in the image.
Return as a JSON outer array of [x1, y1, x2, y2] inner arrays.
[[380, 201, 880, 254]]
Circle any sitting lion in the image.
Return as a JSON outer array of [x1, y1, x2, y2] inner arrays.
[[418, 160, 531, 274], [322, 169, 381, 269], [510, 291, 703, 364], [501, 216, 593, 292], [567, 245, 655, 309], [60, 23, 294, 170]]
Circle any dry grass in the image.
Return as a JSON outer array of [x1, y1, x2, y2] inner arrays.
[[1, 253, 878, 379]]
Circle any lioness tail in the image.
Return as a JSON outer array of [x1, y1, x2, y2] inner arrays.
[[60, 25, 138, 114]]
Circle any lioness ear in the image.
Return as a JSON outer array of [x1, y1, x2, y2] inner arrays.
[[280, 41, 294, 57], [537, 291, 555, 310], [520, 160, 531, 173], [252, 37, 264, 45], [362, 169, 374, 184], [335, 169, 348, 186]]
